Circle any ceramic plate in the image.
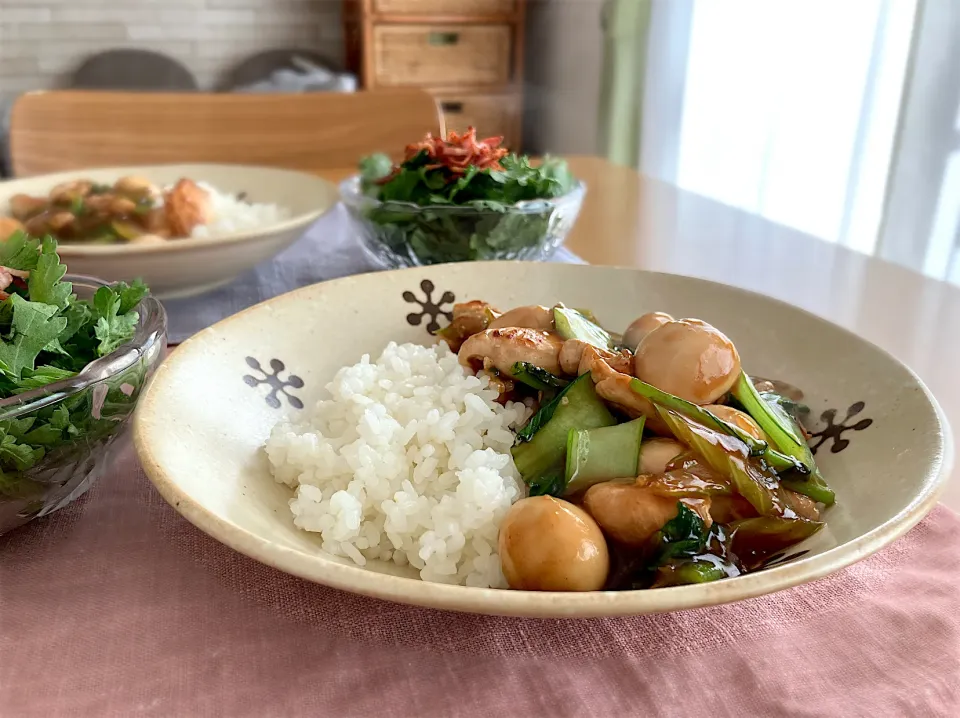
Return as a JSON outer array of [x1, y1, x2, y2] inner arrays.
[[133, 262, 953, 617], [0, 164, 338, 298]]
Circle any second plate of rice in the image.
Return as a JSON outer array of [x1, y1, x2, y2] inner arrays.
[[0, 164, 339, 298]]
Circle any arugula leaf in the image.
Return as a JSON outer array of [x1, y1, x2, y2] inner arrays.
[[16, 365, 76, 391], [0, 295, 68, 378], [27, 237, 72, 310], [0, 434, 44, 470], [0, 231, 41, 271], [115, 279, 149, 314], [91, 285, 139, 356], [0, 417, 36, 438]]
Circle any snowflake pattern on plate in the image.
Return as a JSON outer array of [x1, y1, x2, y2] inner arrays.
[[807, 402, 873, 454], [403, 280, 454, 333], [243, 357, 304, 409]]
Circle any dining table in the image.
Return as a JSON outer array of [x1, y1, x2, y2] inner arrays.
[[2, 155, 958, 717]]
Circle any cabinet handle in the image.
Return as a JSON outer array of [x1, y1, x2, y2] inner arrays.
[[428, 31, 460, 46], [440, 101, 464, 113]]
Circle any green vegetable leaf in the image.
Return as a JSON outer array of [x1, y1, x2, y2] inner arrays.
[[27, 237, 72, 310], [0, 231, 42, 271], [527, 468, 566, 497], [15, 364, 76, 392], [655, 503, 712, 562], [90, 285, 139, 356], [0, 295, 68, 379], [510, 361, 568, 392], [359, 153, 394, 184], [0, 433, 44, 471], [114, 279, 149, 314]]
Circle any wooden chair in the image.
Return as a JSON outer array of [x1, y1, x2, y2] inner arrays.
[[71, 50, 199, 92], [9, 89, 442, 177]]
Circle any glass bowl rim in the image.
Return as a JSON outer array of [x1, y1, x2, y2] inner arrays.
[[338, 175, 587, 214], [0, 274, 167, 418]]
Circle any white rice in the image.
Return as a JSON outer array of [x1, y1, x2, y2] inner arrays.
[[185, 182, 290, 238], [263, 341, 531, 588]]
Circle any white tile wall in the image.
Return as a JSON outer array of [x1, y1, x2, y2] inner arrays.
[[0, 0, 343, 101]]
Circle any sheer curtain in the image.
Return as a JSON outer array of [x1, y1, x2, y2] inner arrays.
[[638, 0, 918, 257]]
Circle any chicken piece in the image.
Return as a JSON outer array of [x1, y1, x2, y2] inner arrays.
[[784, 489, 821, 522], [143, 208, 172, 238], [583, 480, 712, 548], [458, 327, 564, 377], [8, 194, 48, 221], [24, 214, 51, 236], [559, 339, 633, 376], [638, 438, 686, 475], [706, 494, 757, 523], [47, 211, 77, 232], [84, 194, 138, 217], [164, 179, 212, 237], [49, 180, 93, 204], [0, 217, 25, 240], [488, 305, 555, 332], [114, 176, 160, 201], [579, 345, 667, 432], [438, 300, 501, 351]]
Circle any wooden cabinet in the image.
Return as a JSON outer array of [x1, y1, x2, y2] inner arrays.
[[343, 0, 525, 150], [372, 0, 515, 15]]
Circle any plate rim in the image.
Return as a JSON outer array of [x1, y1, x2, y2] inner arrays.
[[133, 262, 956, 617]]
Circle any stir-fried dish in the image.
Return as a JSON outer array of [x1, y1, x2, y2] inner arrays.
[[2, 177, 212, 244], [440, 302, 833, 591]]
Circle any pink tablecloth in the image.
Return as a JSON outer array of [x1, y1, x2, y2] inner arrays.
[[2, 440, 959, 717]]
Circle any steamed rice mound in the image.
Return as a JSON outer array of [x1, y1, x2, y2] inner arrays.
[[264, 341, 530, 588]]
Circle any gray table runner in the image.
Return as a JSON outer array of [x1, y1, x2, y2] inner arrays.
[[163, 204, 585, 343]]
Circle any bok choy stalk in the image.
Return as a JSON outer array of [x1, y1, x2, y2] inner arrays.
[[553, 306, 614, 350], [564, 417, 645, 495], [512, 374, 616, 494], [655, 407, 791, 517], [732, 373, 835, 506], [729, 516, 825, 568], [629, 378, 806, 474]]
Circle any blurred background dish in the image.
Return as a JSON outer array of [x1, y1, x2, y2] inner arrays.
[[0, 164, 338, 298], [341, 128, 584, 267]]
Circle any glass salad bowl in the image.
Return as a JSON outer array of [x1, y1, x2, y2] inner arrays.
[[340, 176, 586, 268], [0, 276, 166, 535]]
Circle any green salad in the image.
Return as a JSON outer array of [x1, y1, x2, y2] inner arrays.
[[0, 232, 150, 505], [354, 128, 579, 264]]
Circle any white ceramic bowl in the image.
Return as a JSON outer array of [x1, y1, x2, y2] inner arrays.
[[133, 262, 953, 617], [0, 164, 338, 299]]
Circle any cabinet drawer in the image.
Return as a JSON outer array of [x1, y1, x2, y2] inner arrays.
[[373, 25, 512, 87], [374, 0, 515, 16], [438, 94, 521, 150]]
